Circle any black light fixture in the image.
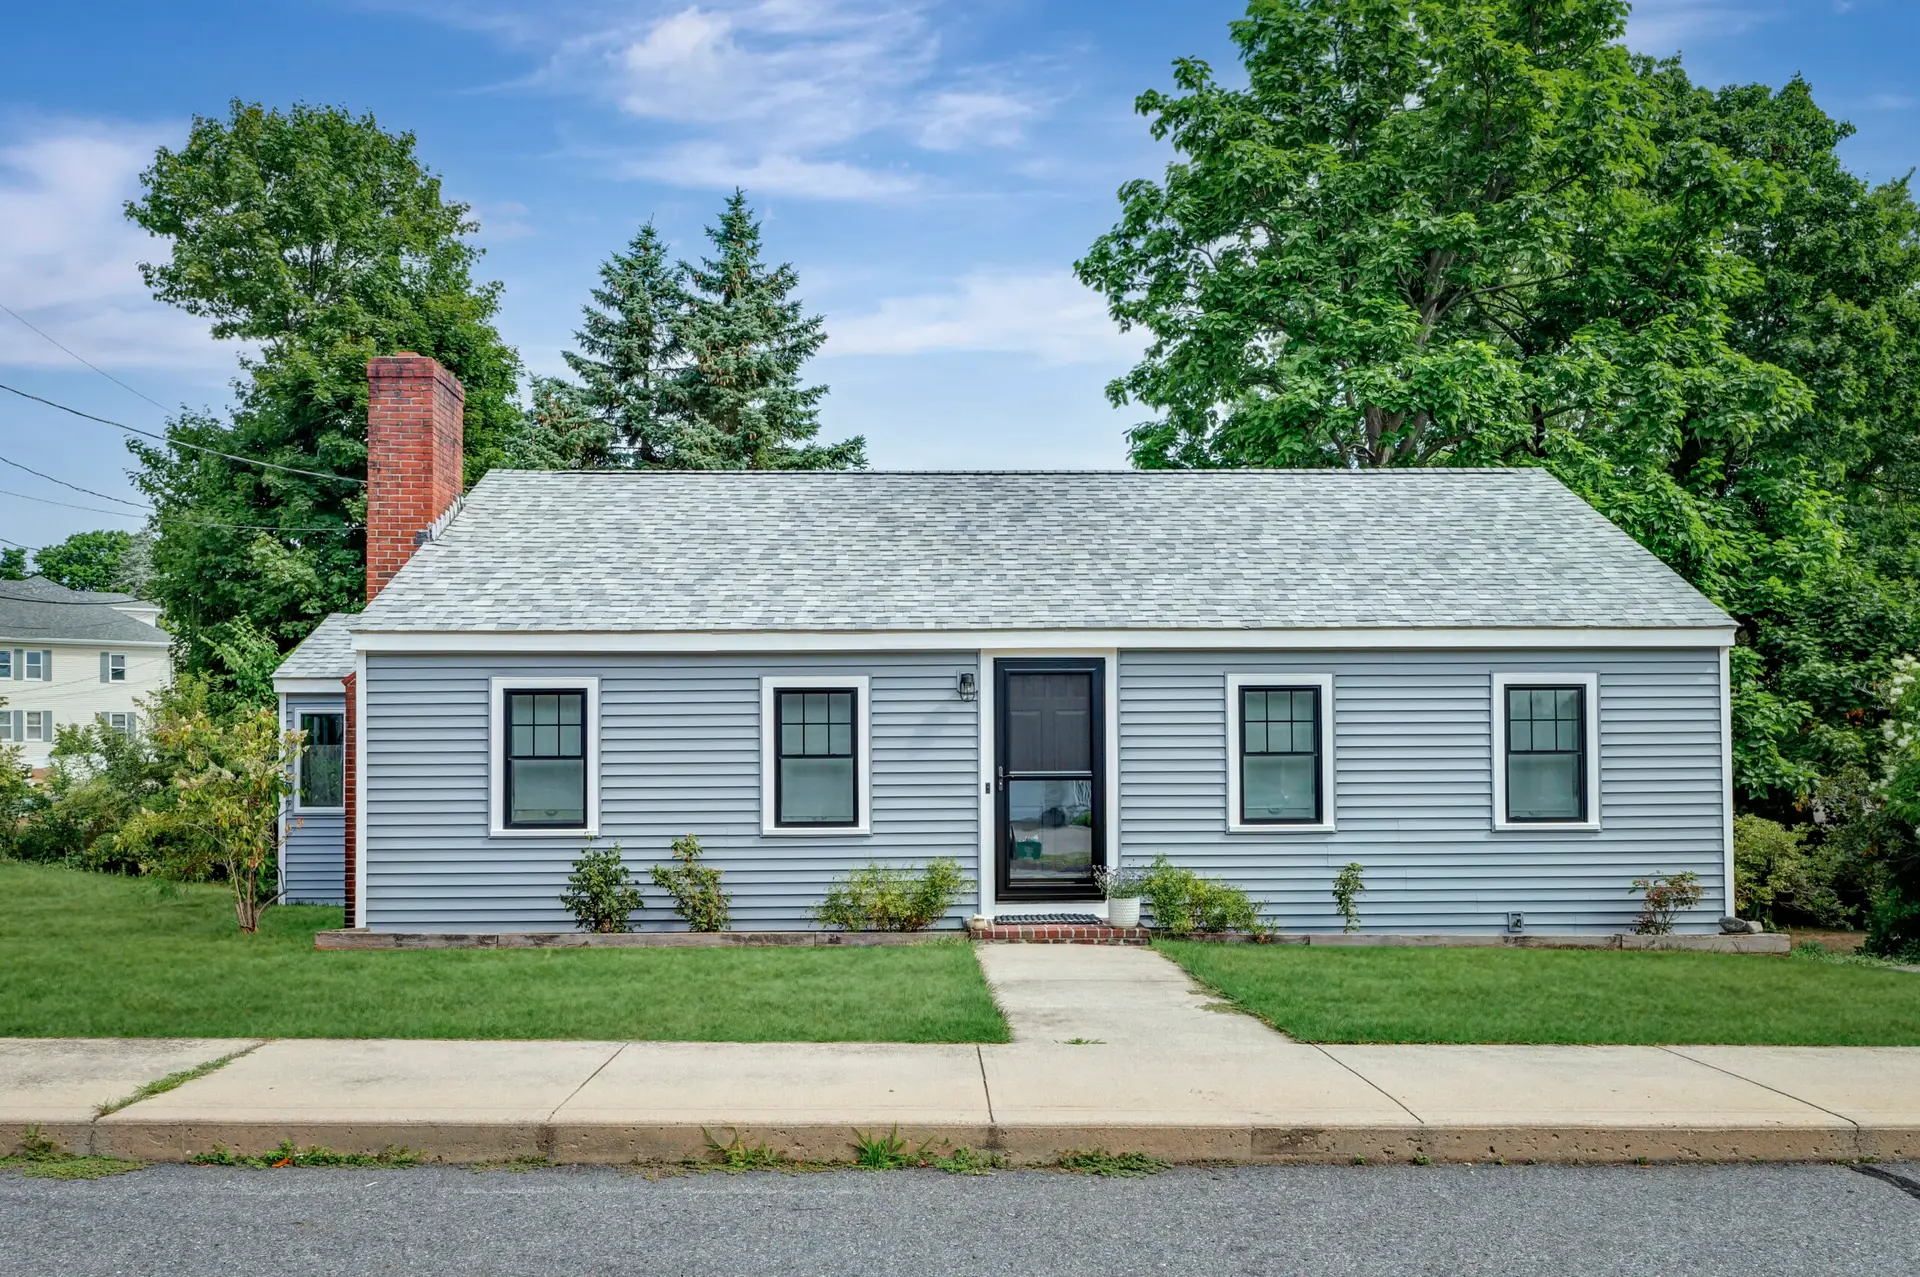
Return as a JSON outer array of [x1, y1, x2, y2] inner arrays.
[[957, 670, 978, 701]]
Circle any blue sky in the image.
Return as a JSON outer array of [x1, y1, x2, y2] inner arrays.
[[2, 0, 1916, 554]]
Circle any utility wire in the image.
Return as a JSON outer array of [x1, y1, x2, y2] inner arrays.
[[0, 486, 357, 534], [0, 381, 366, 486], [0, 301, 173, 411], [0, 452, 149, 510]]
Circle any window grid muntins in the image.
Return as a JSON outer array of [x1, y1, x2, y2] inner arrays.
[[776, 689, 857, 826], [1506, 686, 1586, 822], [505, 690, 587, 828], [297, 711, 345, 810], [1241, 686, 1321, 824]]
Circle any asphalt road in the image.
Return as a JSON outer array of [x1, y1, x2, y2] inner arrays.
[[4, 1162, 1919, 1276]]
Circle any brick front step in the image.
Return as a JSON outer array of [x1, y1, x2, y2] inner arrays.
[[966, 921, 1150, 945]]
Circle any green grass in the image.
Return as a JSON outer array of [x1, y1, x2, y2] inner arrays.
[[0, 863, 1008, 1043], [1157, 940, 1920, 1045]]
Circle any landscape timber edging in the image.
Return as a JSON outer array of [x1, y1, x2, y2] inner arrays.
[[312, 928, 957, 950], [1173, 932, 1793, 955]]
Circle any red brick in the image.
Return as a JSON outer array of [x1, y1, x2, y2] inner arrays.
[[366, 353, 464, 601]]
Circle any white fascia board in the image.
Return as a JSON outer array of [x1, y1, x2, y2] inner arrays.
[[0, 634, 169, 649], [351, 625, 1738, 655], [274, 676, 352, 694]]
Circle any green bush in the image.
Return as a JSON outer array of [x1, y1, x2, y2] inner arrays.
[[1865, 890, 1920, 962], [1332, 862, 1366, 932], [1629, 871, 1704, 935], [1139, 856, 1263, 936], [650, 834, 731, 931], [560, 841, 642, 933], [814, 858, 964, 932], [1732, 814, 1851, 926]]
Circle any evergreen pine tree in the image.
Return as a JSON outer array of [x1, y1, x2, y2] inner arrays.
[[561, 223, 687, 466], [671, 191, 865, 470]]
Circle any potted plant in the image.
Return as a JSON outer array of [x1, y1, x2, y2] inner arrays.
[[1095, 865, 1146, 928]]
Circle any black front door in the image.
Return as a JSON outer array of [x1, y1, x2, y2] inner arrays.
[[996, 658, 1105, 900]]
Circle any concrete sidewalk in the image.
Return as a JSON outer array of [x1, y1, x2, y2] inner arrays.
[[6, 946, 1918, 1166]]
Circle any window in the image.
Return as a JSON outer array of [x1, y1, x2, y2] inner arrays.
[[0, 651, 10, 679], [24, 711, 50, 742], [1226, 673, 1336, 833], [97, 711, 136, 736], [23, 650, 47, 681], [295, 711, 344, 810], [488, 678, 598, 835], [0, 712, 11, 741], [103, 653, 127, 683], [1493, 673, 1600, 829], [761, 676, 870, 835]]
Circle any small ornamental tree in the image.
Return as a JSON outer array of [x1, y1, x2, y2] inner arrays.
[[1630, 872, 1705, 936], [1332, 863, 1366, 933], [117, 677, 301, 932], [561, 840, 643, 933], [650, 834, 731, 932]]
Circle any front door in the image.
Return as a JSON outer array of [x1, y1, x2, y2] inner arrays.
[[995, 658, 1105, 901]]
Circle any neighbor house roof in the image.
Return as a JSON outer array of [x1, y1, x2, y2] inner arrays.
[[345, 469, 1732, 635], [274, 612, 356, 682], [0, 576, 168, 645]]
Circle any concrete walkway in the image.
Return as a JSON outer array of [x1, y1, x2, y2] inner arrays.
[[6, 946, 1919, 1166]]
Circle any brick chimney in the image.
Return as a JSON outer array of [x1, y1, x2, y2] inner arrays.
[[365, 353, 464, 600]]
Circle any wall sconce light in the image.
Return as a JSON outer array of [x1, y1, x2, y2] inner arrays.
[[957, 671, 978, 702]]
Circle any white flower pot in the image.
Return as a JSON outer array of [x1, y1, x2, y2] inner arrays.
[[1108, 897, 1141, 928]]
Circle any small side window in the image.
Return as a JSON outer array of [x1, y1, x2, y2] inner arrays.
[[1493, 673, 1599, 829], [296, 712, 345, 810], [108, 653, 127, 682], [24, 650, 45, 681], [24, 711, 50, 742]]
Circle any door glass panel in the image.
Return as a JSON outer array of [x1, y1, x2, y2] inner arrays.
[[1004, 673, 1091, 772], [1005, 779, 1094, 889]]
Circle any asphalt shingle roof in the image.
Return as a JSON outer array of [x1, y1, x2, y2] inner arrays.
[[0, 577, 168, 645], [275, 612, 356, 680], [345, 469, 1730, 635]]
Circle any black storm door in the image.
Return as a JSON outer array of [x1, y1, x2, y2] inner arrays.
[[995, 658, 1105, 900]]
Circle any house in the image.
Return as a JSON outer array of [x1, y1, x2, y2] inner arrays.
[[275, 354, 1737, 933], [0, 576, 170, 771]]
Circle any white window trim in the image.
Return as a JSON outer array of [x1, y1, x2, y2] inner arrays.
[[1225, 672, 1337, 834], [24, 710, 51, 742], [760, 674, 871, 837], [107, 653, 127, 682], [292, 708, 346, 815], [1491, 671, 1601, 832], [488, 676, 600, 838]]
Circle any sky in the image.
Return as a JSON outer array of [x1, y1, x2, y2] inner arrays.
[[2, 0, 1917, 556]]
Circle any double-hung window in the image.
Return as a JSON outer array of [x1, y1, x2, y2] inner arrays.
[[23, 650, 47, 681], [1493, 673, 1600, 829], [489, 678, 599, 835], [98, 711, 136, 736], [24, 711, 50, 742], [1226, 673, 1335, 833], [761, 676, 870, 834], [103, 653, 127, 683], [295, 711, 345, 811]]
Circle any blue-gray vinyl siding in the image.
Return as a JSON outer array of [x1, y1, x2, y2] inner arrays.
[[281, 693, 346, 905], [1117, 649, 1728, 934], [362, 653, 980, 932]]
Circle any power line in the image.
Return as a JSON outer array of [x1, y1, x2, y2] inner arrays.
[[0, 301, 172, 411], [0, 452, 149, 511], [0, 486, 357, 534], [0, 381, 366, 486]]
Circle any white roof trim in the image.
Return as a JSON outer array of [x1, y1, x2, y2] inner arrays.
[[274, 676, 351, 694], [351, 625, 1737, 655]]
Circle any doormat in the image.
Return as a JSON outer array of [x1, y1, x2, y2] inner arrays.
[[993, 913, 1103, 926]]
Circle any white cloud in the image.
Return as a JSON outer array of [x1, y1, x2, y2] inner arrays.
[[0, 122, 226, 371], [916, 91, 1036, 151], [619, 143, 918, 200], [1624, 2, 1776, 54], [827, 270, 1143, 365]]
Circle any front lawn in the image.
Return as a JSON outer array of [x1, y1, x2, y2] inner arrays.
[[0, 863, 1008, 1043], [1158, 940, 1920, 1045]]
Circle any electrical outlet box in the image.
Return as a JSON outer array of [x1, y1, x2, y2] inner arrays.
[[1506, 911, 1525, 934]]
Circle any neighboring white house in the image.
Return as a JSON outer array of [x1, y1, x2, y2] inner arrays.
[[0, 576, 171, 771]]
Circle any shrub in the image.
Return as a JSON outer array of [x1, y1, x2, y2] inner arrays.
[[814, 858, 964, 931], [1139, 855, 1263, 936], [650, 834, 731, 932], [1731, 814, 1849, 926], [1629, 871, 1704, 935], [1093, 865, 1146, 899], [1331, 862, 1366, 932], [560, 840, 642, 933]]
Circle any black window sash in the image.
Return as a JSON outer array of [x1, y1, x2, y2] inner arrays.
[[296, 711, 345, 808], [1504, 684, 1587, 823], [772, 687, 858, 827], [1239, 684, 1323, 825], [502, 689, 588, 829]]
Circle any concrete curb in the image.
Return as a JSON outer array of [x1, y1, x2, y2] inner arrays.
[[22, 1117, 1912, 1167]]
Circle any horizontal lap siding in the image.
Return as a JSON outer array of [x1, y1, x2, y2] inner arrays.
[[364, 653, 979, 932], [281, 693, 346, 905], [1119, 649, 1726, 934]]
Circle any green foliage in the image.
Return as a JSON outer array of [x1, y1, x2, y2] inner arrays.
[[1332, 862, 1366, 933], [560, 840, 643, 934], [1139, 855, 1264, 936], [189, 1140, 417, 1169], [1093, 864, 1147, 899], [704, 1129, 789, 1171], [1733, 814, 1847, 926], [123, 100, 522, 679], [1052, 1149, 1171, 1178], [0, 548, 25, 579], [1629, 872, 1705, 935], [813, 858, 965, 932], [30, 530, 134, 593], [851, 1125, 936, 1170], [0, 737, 37, 859], [561, 222, 687, 466], [649, 834, 731, 931], [929, 1146, 1005, 1175], [1864, 891, 1920, 963], [0, 1127, 143, 1180], [95, 1048, 254, 1117]]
